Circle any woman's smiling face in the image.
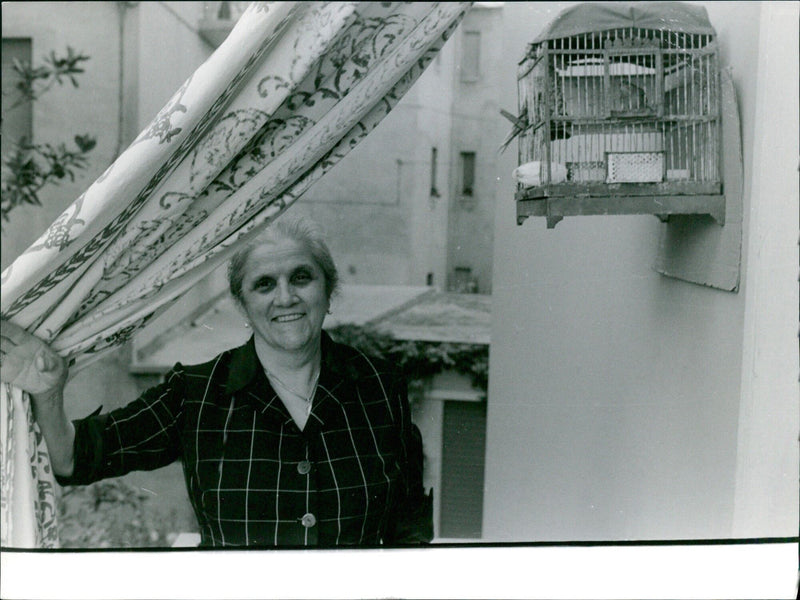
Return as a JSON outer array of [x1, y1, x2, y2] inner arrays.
[[238, 235, 329, 355]]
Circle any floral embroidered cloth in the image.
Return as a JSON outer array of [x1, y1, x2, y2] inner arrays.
[[0, 1, 470, 548]]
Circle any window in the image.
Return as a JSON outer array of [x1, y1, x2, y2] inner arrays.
[[217, 1, 232, 19], [439, 400, 487, 539], [460, 31, 480, 81], [1, 38, 33, 159], [430, 147, 439, 197], [451, 266, 478, 293], [460, 151, 476, 196]]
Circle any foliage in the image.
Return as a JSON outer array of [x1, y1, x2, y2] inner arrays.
[[57, 479, 181, 548], [1, 135, 96, 222], [7, 46, 90, 109], [327, 324, 489, 404], [1, 47, 96, 224]]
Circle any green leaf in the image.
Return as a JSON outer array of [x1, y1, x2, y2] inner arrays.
[[327, 324, 488, 393], [74, 134, 96, 152]]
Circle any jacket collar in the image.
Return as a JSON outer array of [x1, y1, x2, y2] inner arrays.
[[224, 331, 344, 396], [224, 336, 260, 395]]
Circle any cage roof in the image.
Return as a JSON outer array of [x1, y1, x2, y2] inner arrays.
[[534, 2, 716, 43]]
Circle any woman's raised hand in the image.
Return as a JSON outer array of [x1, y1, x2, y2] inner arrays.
[[0, 320, 68, 397], [1, 319, 76, 476]]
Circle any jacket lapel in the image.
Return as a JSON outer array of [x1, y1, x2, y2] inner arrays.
[[224, 336, 285, 419]]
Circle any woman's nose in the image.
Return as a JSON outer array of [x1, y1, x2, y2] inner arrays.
[[274, 279, 295, 305]]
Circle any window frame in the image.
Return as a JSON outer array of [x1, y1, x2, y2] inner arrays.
[[460, 30, 481, 82]]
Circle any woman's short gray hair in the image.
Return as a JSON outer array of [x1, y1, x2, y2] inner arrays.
[[228, 216, 340, 307]]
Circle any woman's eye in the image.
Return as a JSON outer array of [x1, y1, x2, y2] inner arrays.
[[253, 278, 275, 292], [292, 271, 312, 285]]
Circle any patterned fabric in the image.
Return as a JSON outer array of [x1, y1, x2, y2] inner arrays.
[[0, 384, 59, 547], [0, 2, 470, 547], [57, 333, 432, 547]]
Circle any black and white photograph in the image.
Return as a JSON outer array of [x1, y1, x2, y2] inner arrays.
[[0, 1, 797, 598]]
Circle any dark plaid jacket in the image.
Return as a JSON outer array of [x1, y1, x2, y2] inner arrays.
[[58, 332, 432, 547]]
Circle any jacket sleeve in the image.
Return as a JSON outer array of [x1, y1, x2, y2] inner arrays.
[[55, 364, 186, 487], [383, 375, 434, 544]]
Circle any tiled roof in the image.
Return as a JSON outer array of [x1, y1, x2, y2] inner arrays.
[[371, 291, 491, 345]]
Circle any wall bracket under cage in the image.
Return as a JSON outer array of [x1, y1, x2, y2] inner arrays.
[[653, 67, 742, 292]]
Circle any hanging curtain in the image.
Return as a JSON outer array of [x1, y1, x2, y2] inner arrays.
[[0, 1, 471, 548]]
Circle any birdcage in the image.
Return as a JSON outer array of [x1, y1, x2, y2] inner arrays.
[[513, 2, 725, 228]]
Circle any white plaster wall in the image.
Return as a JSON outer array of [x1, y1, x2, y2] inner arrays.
[[483, 2, 790, 541], [732, 1, 800, 537]]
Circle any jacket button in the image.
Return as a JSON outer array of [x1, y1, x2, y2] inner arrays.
[[297, 460, 312, 475], [301, 513, 316, 528]]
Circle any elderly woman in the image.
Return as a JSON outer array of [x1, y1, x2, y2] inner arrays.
[[0, 217, 432, 547]]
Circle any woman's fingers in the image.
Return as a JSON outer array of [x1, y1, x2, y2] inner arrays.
[[0, 319, 68, 395], [34, 350, 62, 374]]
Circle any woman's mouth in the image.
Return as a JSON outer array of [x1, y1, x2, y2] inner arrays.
[[273, 313, 304, 323]]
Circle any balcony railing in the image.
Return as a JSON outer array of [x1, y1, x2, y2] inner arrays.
[[199, 1, 251, 47]]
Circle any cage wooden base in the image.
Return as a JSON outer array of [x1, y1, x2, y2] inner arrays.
[[516, 186, 726, 229]]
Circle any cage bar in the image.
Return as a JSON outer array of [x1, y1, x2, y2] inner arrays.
[[519, 26, 721, 187]]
